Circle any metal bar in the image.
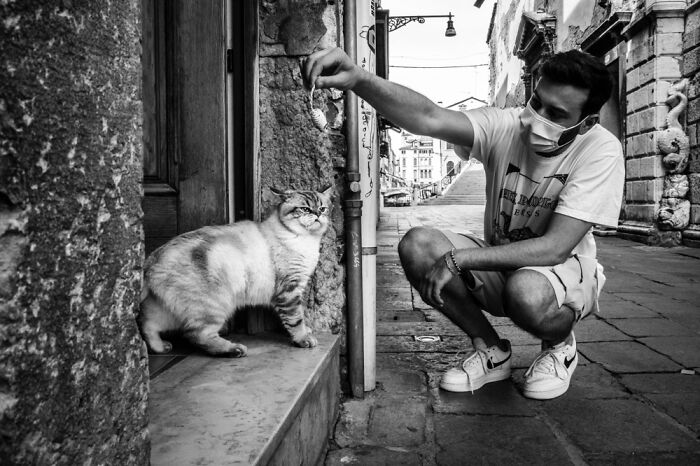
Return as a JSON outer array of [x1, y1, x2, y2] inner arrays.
[[344, 0, 365, 400]]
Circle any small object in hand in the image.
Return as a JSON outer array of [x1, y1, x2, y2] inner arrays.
[[309, 85, 328, 131]]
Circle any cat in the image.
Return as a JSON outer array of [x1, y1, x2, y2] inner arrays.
[[138, 187, 333, 357]]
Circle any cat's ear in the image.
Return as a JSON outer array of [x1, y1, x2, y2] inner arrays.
[[319, 185, 334, 199], [270, 187, 290, 199]]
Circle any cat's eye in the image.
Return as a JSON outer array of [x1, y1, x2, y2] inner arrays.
[[319, 206, 328, 214], [298, 207, 312, 214]]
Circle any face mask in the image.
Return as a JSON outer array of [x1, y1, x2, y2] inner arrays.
[[519, 100, 593, 155]]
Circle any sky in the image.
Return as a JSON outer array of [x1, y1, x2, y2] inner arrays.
[[379, 0, 494, 107]]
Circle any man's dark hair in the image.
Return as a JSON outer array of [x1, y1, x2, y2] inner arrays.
[[539, 50, 613, 119]]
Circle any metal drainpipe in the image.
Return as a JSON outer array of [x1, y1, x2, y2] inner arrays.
[[343, 0, 365, 399]]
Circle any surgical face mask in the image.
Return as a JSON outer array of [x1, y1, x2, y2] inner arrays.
[[519, 99, 593, 155]]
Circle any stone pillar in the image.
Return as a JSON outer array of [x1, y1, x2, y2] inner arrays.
[[0, 0, 149, 463], [619, 0, 687, 246], [683, 0, 700, 246]]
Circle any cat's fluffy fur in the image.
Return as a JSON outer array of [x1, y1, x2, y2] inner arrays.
[[139, 188, 332, 357]]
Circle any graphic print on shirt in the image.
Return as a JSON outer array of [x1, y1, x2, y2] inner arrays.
[[492, 162, 568, 246]]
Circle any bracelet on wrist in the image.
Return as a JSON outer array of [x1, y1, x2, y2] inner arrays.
[[449, 248, 463, 275], [444, 253, 458, 276]]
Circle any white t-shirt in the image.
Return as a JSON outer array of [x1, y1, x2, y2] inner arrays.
[[456, 106, 624, 259]]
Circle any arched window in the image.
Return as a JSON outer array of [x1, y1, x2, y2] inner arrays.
[[446, 161, 454, 175]]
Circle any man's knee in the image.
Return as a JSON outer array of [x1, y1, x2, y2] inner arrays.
[[399, 227, 437, 262], [503, 269, 556, 328], [398, 227, 445, 279]]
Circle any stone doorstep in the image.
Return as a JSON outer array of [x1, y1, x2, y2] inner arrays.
[[148, 332, 340, 466]]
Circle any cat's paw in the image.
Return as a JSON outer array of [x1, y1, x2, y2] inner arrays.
[[148, 340, 172, 354], [294, 333, 318, 348], [222, 344, 248, 358]]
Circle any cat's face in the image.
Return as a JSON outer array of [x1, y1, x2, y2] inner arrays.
[[275, 188, 332, 236]]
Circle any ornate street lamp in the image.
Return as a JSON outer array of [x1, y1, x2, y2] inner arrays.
[[388, 12, 456, 37]]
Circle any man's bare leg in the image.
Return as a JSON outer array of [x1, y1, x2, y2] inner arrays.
[[398, 226, 504, 349], [503, 269, 575, 346]]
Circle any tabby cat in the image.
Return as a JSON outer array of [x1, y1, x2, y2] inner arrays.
[[139, 187, 333, 357]]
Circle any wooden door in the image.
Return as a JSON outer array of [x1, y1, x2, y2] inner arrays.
[[142, 0, 229, 253]]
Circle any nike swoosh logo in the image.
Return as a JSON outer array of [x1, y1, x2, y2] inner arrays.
[[564, 353, 576, 368], [486, 352, 511, 369]]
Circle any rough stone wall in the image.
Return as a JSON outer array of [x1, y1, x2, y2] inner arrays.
[[0, 1, 149, 464], [259, 0, 346, 333], [622, 9, 685, 245], [684, 0, 700, 246], [487, 0, 526, 107]]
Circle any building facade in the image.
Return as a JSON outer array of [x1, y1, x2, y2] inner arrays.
[[486, 0, 700, 247]]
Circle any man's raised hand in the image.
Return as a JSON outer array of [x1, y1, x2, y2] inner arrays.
[[301, 47, 362, 92]]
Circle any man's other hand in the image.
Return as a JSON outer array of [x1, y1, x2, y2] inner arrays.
[[301, 47, 361, 91], [419, 254, 455, 309]]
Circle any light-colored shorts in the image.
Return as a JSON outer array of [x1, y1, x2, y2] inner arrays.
[[443, 231, 606, 322]]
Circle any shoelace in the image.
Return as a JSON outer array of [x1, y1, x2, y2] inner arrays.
[[460, 349, 487, 393], [525, 350, 566, 379]]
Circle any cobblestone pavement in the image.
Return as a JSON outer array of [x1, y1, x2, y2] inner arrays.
[[326, 204, 700, 465]]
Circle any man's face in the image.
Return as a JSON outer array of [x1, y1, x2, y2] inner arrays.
[[530, 76, 589, 127]]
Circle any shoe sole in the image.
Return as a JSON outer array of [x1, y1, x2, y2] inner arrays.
[[439, 369, 511, 393]]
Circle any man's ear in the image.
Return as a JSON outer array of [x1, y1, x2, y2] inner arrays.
[[580, 114, 599, 135]]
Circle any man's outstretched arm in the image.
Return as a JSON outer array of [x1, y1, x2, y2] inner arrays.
[[420, 213, 593, 308], [302, 47, 475, 147]]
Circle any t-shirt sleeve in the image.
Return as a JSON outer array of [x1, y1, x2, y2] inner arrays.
[[555, 137, 625, 228], [455, 106, 511, 168]]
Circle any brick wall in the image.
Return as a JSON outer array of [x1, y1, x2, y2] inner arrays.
[[684, 1, 700, 239], [624, 14, 684, 233]]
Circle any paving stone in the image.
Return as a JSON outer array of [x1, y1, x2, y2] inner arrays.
[[376, 335, 471, 353], [619, 372, 700, 394], [376, 288, 415, 311], [375, 369, 426, 394], [376, 310, 426, 322], [644, 392, 700, 433], [614, 292, 695, 316], [325, 446, 421, 466], [597, 295, 660, 319], [367, 396, 426, 447], [639, 336, 700, 367], [541, 399, 700, 456], [431, 379, 537, 416], [574, 318, 634, 342], [608, 318, 697, 337], [600, 272, 657, 293], [657, 312, 700, 334], [585, 450, 700, 465], [493, 324, 539, 345], [376, 273, 410, 288], [578, 341, 682, 373], [334, 397, 373, 448], [513, 363, 629, 400], [434, 415, 573, 465], [376, 320, 465, 336]]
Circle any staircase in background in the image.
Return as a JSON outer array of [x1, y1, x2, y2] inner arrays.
[[421, 164, 487, 205]]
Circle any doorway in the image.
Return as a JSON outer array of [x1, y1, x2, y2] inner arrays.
[[141, 0, 257, 253]]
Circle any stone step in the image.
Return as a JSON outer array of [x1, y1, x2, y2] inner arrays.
[[149, 332, 340, 465]]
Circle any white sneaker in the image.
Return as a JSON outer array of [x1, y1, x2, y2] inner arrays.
[[439, 338, 512, 393], [523, 333, 578, 400]]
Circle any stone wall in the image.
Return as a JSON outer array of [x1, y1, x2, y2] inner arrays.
[[258, 0, 346, 332], [0, 1, 149, 463], [684, 0, 700, 246], [620, 3, 687, 245]]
